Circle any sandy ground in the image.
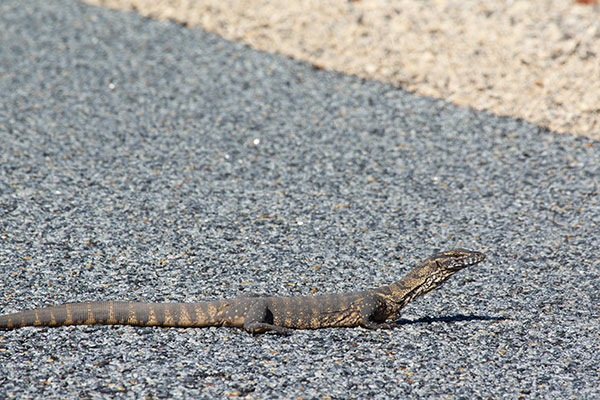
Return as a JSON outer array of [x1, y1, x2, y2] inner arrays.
[[83, 0, 600, 140]]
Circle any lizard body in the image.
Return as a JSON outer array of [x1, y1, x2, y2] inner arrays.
[[0, 249, 485, 333]]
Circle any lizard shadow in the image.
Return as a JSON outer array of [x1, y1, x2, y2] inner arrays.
[[393, 314, 506, 325]]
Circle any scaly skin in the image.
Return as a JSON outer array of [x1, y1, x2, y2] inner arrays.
[[0, 249, 485, 334]]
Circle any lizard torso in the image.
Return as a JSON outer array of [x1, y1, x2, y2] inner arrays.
[[0, 249, 485, 333]]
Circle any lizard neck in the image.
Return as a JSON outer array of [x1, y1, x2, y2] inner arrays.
[[373, 263, 457, 317]]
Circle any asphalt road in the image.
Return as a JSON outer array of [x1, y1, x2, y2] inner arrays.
[[0, 1, 598, 399]]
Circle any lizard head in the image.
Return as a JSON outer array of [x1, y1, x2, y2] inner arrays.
[[427, 248, 486, 272], [375, 248, 486, 313]]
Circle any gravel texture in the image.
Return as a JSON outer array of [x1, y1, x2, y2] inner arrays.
[[83, 0, 600, 140], [0, 1, 599, 399]]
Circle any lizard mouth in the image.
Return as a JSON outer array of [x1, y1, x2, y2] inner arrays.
[[440, 249, 486, 271], [454, 252, 486, 269]]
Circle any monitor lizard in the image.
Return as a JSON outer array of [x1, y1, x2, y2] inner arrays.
[[0, 248, 485, 333]]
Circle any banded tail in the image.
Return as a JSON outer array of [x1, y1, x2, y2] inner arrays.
[[0, 301, 223, 329]]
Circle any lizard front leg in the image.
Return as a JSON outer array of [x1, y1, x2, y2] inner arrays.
[[357, 294, 399, 330], [360, 320, 399, 330]]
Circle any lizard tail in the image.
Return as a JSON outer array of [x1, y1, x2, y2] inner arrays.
[[0, 301, 219, 329]]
